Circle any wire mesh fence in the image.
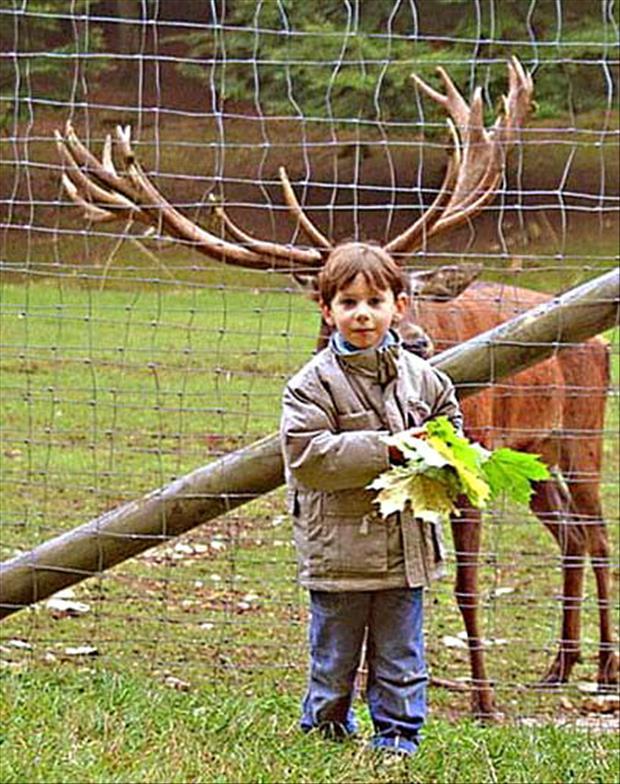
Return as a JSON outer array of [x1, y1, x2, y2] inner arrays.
[[1, 0, 618, 726]]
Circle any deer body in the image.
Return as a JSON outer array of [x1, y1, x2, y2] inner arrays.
[[401, 281, 617, 716]]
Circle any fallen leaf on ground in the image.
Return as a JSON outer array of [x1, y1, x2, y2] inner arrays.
[[576, 682, 600, 694], [164, 675, 191, 692], [490, 586, 516, 597], [7, 639, 33, 650], [63, 645, 98, 657], [558, 696, 575, 711], [46, 598, 90, 617], [441, 635, 468, 649], [581, 695, 620, 714]]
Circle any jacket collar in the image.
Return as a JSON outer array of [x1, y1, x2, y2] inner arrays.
[[329, 329, 401, 385]]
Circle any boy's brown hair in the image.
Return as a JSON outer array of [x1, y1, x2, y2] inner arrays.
[[317, 242, 408, 305]]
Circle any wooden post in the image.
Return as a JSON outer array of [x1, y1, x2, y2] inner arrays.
[[1, 268, 618, 619]]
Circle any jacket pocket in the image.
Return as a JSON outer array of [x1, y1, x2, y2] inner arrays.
[[322, 513, 388, 574], [338, 409, 382, 432], [322, 487, 375, 516], [292, 490, 325, 574]]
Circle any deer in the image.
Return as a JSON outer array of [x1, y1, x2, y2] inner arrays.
[[55, 57, 618, 718]]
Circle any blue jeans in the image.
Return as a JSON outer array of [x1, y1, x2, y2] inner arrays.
[[301, 588, 427, 753]]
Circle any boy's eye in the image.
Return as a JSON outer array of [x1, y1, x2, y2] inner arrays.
[[341, 298, 357, 307], [368, 297, 383, 306]]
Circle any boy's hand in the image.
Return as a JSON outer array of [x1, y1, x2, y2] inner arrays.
[[405, 426, 427, 439], [388, 444, 406, 466], [388, 427, 427, 465]]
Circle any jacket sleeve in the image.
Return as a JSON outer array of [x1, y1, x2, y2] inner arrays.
[[428, 367, 464, 434], [280, 382, 391, 492]]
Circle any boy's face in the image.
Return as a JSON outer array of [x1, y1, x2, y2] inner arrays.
[[321, 273, 409, 350]]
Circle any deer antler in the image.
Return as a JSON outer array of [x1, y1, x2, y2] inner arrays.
[[56, 58, 532, 272], [56, 122, 324, 273], [206, 165, 332, 263], [386, 56, 533, 258]]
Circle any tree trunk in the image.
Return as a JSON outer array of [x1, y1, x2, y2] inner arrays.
[[1, 268, 618, 619]]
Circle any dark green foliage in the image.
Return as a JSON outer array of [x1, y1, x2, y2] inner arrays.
[[1, 1, 616, 131], [173, 0, 619, 126], [0, 0, 106, 128]]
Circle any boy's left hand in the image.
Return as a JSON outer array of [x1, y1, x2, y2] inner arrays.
[[388, 427, 427, 465]]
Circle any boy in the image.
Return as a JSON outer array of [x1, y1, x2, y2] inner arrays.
[[280, 242, 463, 757]]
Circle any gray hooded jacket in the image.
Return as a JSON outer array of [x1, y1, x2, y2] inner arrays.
[[280, 337, 463, 591]]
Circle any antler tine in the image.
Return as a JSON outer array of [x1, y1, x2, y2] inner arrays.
[[388, 58, 532, 256], [101, 133, 117, 175], [278, 167, 333, 252], [493, 56, 533, 146], [56, 122, 322, 272], [411, 67, 470, 132], [439, 86, 493, 212], [56, 127, 138, 222], [208, 195, 323, 269], [60, 173, 124, 223], [384, 119, 460, 258]]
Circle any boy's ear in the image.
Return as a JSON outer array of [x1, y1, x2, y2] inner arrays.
[[319, 300, 334, 326], [393, 292, 410, 323]]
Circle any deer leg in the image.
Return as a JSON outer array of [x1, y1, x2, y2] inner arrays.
[[567, 481, 619, 688], [590, 527, 620, 688], [451, 505, 499, 719], [530, 479, 587, 685]]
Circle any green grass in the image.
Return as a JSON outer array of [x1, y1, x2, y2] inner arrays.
[[1, 275, 618, 783], [1, 666, 618, 784], [0, 278, 319, 546]]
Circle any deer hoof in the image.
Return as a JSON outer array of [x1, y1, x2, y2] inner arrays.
[[471, 692, 504, 723], [597, 651, 620, 688], [473, 707, 506, 724], [537, 651, 581, 686]]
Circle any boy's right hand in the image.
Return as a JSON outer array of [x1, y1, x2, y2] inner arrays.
[[388, 444, 406, 466], [388, 427, 427, 466]]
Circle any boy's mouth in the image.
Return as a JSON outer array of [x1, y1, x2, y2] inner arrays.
[[350, 329, 379, 345]]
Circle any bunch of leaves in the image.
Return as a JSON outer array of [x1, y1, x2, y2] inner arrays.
[[368, 416, 550, 523]]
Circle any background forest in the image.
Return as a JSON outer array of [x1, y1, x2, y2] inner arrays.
[[1, 0, 618, 126]]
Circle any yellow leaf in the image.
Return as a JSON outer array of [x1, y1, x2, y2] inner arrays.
[[370, 471, 414, 517], [427, 435, 490, 508], [370, 470, 457, 523], [407, 474, 458, 523]]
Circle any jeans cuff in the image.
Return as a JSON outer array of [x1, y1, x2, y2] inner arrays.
[[370, 735, 418, 756], [301, 721, 357, 740]]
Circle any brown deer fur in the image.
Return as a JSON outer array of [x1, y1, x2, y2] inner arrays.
[[399, 280, 618, 717]]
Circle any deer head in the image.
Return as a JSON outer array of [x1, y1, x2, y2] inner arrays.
[[55, 57, 533, 343]]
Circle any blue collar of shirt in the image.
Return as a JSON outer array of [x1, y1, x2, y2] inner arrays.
[[330, 329, 399, 355]]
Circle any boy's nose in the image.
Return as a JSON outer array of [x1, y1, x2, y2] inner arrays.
[[355, 304, 371, 321]]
